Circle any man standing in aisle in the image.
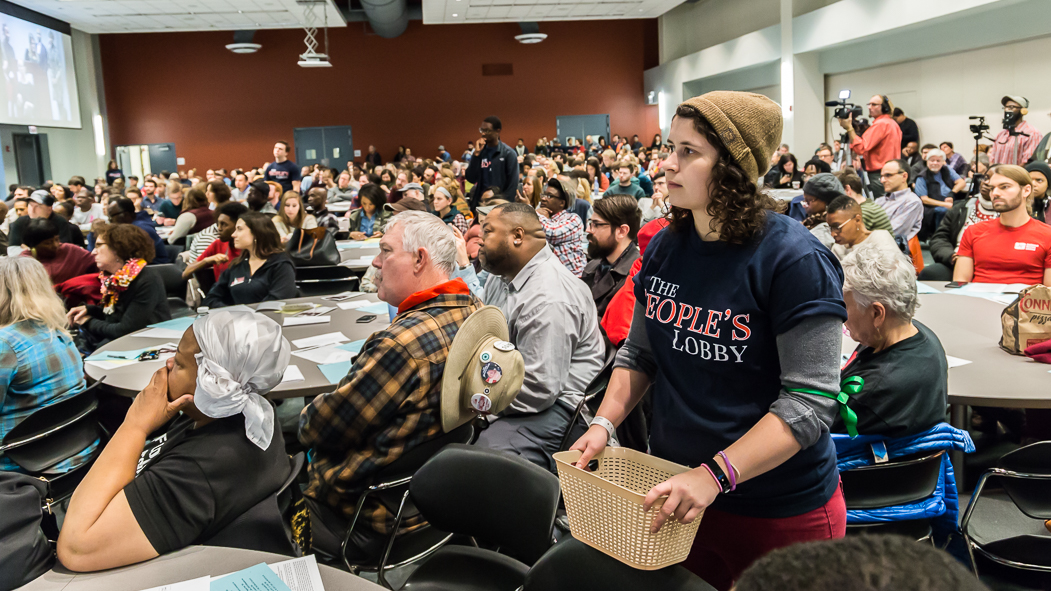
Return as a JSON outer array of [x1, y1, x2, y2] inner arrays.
[[990, 96, 1043, 166], [465, 116, 519, 210], [892, 108, 919, 149], [264, 141, 301, 193], [839, 94, 902, 198]]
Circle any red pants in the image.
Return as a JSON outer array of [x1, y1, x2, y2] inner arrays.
[[682, 482, 846, 590]]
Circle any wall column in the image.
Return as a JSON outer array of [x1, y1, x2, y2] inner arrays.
[[779, 0, 794, 150]]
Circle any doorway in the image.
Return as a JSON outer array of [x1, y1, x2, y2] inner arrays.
[[116, 143, 178, 180], [556, 114, 610, 146], [294, 126, 353, 171], [13, 133, 51, 186]]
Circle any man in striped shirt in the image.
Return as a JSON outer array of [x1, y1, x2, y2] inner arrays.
[[537, 178, 586, 277]]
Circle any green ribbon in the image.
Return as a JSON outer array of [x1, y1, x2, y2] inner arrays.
[[786, 376, 861, 438]]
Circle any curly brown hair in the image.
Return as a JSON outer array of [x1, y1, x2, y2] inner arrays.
[[97, 223, 156, 264], [669, 104, 781, 244]]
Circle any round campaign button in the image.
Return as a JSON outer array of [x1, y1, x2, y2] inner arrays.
[[481, 361, 503, 384], [471, 393, 493, 413], [480, 351, 492, 363], [493, 340, 515, 352]]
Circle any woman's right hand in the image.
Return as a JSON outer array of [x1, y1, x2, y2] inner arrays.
[[349, 231, 366, 241], [67, 306, 88, 327], [780, 174, 791, 185], [570, 424, 610, 470]]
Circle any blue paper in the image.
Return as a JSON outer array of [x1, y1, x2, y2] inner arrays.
[[319, 360, 353, 384], [87, 346, 153, 361], [337, 241, 368, 250], [147, 317, 195, 331], [336, 339, 366, 354], [210, 563, 291, 591], [359, 302, 389, 315], [915, 282, 940, 294]]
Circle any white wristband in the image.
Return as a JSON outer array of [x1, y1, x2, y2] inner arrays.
[[590, 416, 616, 444]]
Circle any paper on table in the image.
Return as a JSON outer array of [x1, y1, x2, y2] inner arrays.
[[949, 283, 1029, 294], [915, 282, 940, 294], [209, 563, 292, 591], [358, 301, 389, 315], [983, 293, 1018, 305], [148, 317, 196, 331], [281, 365, 305, 383], [140, 575, 211, 591], [134, 327, 187, 339], [336, 339, 366, 354], [291, 345, 356, 365], [337, 300, 371, 310], [318, 360, 353, 384], [297, 306, 336, 317], [256, 301, 285, 311], [220, 304, 256, 314], [87, 343, 178, 361], [86, 359, 139, 370], [291, 331, 348, 349], [284, 315, 331, 327], [269, 555, 325, 591], [339, 256, 376, 267], [946, 355, 972, 369]]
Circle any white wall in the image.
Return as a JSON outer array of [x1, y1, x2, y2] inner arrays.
[[825, 35, 1051, 156], [0, 29, 107, 187]]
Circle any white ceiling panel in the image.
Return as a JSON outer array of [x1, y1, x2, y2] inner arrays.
[[7, 0, 346, 33], [423, 0, 682, 23]]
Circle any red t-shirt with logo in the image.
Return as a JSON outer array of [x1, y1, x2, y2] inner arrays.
[[198, 239, 241, 281], [958, 218, 1051, 284]]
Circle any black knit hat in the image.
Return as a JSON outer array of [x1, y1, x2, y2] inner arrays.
[[803, 173, 844, 205]]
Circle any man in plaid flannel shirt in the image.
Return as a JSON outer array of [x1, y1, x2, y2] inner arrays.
[[298, 211, 481, 561], [537, 178, 587, 277]]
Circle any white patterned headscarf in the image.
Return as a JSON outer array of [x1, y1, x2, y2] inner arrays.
[[191, 310, 290, 450]]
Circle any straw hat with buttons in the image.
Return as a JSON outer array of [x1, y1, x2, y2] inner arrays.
[[441, 306, 524, 433]]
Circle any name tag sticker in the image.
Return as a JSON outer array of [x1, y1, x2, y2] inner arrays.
[[1014, 242, 1039, 251], [231, 277, 246, 286]]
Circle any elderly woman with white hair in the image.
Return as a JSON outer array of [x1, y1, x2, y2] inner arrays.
[[57, 311, 293, 572], [838, 240, 948, 438]]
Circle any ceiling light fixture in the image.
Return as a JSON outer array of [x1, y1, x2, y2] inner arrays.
[[226, 42, 262, 53], [515, 33, 546, 43]]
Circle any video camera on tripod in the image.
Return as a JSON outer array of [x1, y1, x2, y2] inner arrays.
[[967, 116, 991, 197], [825, 90, 863, 120]]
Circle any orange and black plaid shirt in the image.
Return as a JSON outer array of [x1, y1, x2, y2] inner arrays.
[[299, 282, 480, 535]]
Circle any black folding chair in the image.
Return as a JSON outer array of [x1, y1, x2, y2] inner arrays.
[[557, 347, 618, 453], [522, 537, 715, 591], [316, 421, 475, 578], [204, 452, 305, 556], [152, 263, 193, 318], [961, 441, 1051, 584], [391, 444, 562, 591], [840, 451, 945, 543], [294, 266, 360, 298], [0, 378, 108, 504]]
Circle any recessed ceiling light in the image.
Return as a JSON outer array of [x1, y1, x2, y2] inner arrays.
[[452, 13, 458, 16]]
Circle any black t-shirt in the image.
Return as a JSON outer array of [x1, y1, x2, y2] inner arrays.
[[106, 169, 124, 184], [124, 414, 289, 554], [839, 321, 948, 438], [264, 160, 302, 193]]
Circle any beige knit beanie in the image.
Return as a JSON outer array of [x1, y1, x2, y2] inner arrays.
[[678, 91, 784, 181]]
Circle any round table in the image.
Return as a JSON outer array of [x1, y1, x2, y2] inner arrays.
[[84, 295, 391, 399], [18, 545, 383, 591]]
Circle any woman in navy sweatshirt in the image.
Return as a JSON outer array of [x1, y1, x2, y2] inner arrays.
[[572, 92, 849, 590]]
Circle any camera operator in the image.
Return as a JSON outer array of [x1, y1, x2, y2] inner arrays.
[[838, 95, 903, 198], [990, 95, 1043, 166]]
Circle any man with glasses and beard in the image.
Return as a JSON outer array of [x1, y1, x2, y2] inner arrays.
[[580, 194, 641, 316], [465, 116, 519, 210]]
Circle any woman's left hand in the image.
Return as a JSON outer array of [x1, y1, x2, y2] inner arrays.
[[643, 466, 720, 533], [125, 366, 194, 436]]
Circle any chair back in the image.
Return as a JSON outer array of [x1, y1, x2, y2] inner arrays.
[[1, 380, 105, 473], [522, 537, 715, 591], [203, 452, 305, 556], [998, 441, 1051, 520], [293, 265, 359, 297], [840, 451, 944, 510], [152, 264, 187, 298], [409, 444, 560, 566]]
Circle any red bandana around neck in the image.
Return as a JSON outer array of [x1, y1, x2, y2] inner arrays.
[[397, 278, 471, 314]]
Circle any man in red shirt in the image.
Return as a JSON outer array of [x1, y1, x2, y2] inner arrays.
[[954, 164, 1051, 286], [839, 94, 903, 199], [180, 202, 247, 283]]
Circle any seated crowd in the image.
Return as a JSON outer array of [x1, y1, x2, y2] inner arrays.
[[6, 96, 1042, 590]]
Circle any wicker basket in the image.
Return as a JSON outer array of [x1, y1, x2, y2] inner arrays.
[[553, 447, 703, 570]]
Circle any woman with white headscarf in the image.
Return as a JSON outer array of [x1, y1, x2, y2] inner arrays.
[[58, 311, 293, 572]]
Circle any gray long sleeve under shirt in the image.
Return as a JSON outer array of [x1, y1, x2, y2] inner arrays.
[[615, 299, 840, 449]]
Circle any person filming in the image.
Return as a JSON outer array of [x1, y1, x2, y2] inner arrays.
[[838, 95, 902, 198]]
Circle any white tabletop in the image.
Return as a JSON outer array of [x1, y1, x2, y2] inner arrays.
[[337, 242, 381, 270], [18, 545, 382, 591], [765, 188, 803, 201], [84, 295, 391, 399], [840, 282, 1051, 409]]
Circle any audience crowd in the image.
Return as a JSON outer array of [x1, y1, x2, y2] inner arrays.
[[6, 90, 1050, 591]]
